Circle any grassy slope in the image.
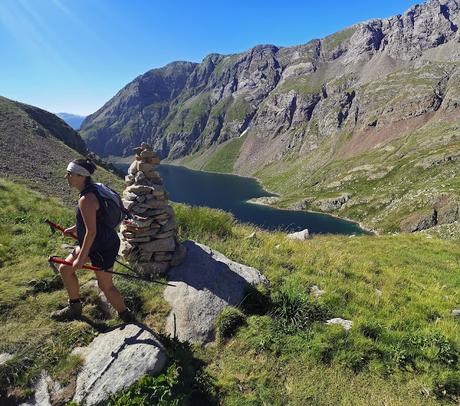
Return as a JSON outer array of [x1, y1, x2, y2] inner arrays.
[[255, 116, 460, 233], [174, 133, 248, 174], [1, 179, 459, 404], [0, 96, 125, 208]]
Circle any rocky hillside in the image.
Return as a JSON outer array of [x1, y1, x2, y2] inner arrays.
[[80, 0, 460, 232], [0, 96, 122, 206], [81, 0, 460, 161]]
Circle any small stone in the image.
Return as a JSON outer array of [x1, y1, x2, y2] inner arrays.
[[131, 205, 148, 214], [140, 150, 156, 158], [135, 171, 146, 183], [145, 156, 161, 165], [140, 142, 152, 150], [122, 200, 136, 211], [119, 240, 134, 257], [126, 185, 155, 195], [126, 236, 151, 243], [310, 285, 325, 298], [139, 237, 176, 253], [0, 353, 14, 365], [452, 309, 460, 317], [123, 216, 152, 228], [160, 218, 177, 233], [155, 230, 175, 239], [287, 228, 310, 240], [125, 174, 135, 185], [128, 161, 138, 175], [144, 170, 162, 181], [326, 318, 353, 331], [123, 191, 138, 201]]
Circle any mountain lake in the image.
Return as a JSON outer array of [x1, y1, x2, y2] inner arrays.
[[117, 163, 366, 235]]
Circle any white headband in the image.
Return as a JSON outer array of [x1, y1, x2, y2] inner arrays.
[[67, 162, 91, 177]]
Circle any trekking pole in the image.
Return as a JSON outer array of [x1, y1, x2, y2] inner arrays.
[[46, 219, 142, 273], [45, 219, 78, 239], [45, 219, 176, 287], [48, 256, 175, 286]]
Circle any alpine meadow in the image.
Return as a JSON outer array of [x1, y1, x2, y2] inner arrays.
[[1, 0, 460, 405]]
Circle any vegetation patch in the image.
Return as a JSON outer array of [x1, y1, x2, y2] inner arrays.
[[3, 178, 460, 404], [216, 307, 246, 342], [202, 132, 248, 173]]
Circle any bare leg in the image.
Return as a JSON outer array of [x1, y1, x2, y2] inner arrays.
[[96, 270, 127, 313], [59, 247, 87, 300]]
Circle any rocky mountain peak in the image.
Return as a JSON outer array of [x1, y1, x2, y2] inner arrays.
[[80, 0, 460, 173]]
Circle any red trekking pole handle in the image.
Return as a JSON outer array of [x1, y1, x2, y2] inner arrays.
[[48, 256, 101, 271], [45, 219, 78, 240]]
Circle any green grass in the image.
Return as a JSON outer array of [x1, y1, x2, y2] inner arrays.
[[322, 26, 357, 52], [2, 178, 460, 404], [166, 92, 211, 134], [226, 98, 252, 122], [253, 114, 460, 233], [202, 133, 248, 173]]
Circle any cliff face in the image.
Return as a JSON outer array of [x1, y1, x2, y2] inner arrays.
[[80, 0, 460, 176]]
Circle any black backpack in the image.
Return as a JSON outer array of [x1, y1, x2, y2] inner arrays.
[[93, 183, 131, 228]]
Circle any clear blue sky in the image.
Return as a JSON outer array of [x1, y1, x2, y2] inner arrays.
[[0, 0, 419, 116]]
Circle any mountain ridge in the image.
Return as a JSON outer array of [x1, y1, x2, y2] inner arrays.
[[80, 0, 460, 232], [0, 96, 123, 206]]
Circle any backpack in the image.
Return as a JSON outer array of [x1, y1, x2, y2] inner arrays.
[[93, 183, 130, 229]]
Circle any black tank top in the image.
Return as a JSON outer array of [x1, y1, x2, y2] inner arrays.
[[76, 184, 119, 253]]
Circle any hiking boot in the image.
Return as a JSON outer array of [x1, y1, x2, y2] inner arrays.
[[51, 301, 82, 321], [118, 308, 136, 323]]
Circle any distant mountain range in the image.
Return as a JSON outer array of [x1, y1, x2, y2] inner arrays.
[[78, 0, 460, 232], [56, 112, 86, 130]]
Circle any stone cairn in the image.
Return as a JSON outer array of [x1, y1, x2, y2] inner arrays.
[[120, 143, 186, 277]]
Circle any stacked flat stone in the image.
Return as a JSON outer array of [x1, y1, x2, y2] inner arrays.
[[120, 143, 185, 276]]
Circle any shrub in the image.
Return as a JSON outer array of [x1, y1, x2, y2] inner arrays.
[[434, 371, 460, 400], [216, 307, 246, 342], [270, 289, 331, 334], [240, 284, 271, 315], [174, 204, 234, 240], [359, 321, 384, 341], [109, 364, 184, 406]]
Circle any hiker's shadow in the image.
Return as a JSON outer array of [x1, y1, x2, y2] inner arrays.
[[166, 240, 265, 306]]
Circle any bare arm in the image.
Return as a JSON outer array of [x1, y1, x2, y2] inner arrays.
[[73, 193, 99, 270]]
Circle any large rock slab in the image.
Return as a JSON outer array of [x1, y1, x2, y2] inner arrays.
[[164, 240, 269, 344], [72, 324, 167, 406]]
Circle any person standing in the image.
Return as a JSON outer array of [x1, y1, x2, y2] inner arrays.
[[51, 158, 134, 323]]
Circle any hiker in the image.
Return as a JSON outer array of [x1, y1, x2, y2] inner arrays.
[[51, 158, 134, 323]]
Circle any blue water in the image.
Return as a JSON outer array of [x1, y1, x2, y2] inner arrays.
[[119, 163, 366, 235]]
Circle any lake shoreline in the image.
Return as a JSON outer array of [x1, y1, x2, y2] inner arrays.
[[246, 197, 376, 235], [113, 158, 368, 235]]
